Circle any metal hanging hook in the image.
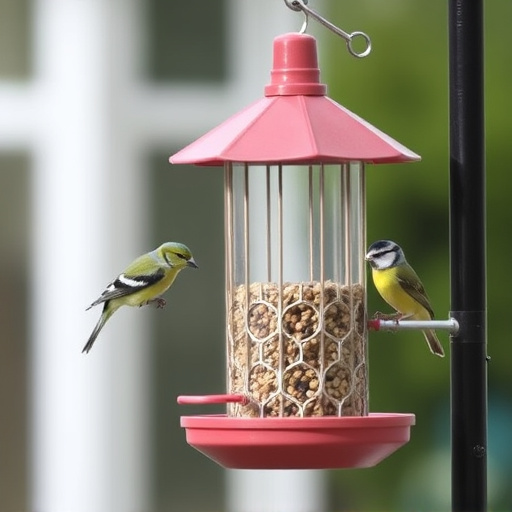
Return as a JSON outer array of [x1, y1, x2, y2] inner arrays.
[[284, 0, 372, 58]]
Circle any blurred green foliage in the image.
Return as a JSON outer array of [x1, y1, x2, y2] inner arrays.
[[323, 1, 512, 510]]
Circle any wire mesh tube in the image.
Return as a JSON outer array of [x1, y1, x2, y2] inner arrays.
[[226, 163, 368, 418]]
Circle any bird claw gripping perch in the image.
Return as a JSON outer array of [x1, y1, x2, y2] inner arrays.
[[368, 312, 401, 333], [372, 311, 402, 321]]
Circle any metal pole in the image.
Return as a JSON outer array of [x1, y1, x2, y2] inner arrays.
[[448, 1, 487, 511]]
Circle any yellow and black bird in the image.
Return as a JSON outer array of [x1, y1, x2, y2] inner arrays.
[[84, 242, 198, 353], [365, 240, 444, 357]]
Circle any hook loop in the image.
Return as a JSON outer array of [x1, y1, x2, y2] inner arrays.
[[284, 0, 372, 58], [346, 31, 372, 59]]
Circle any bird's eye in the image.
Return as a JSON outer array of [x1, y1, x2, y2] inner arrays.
[[176, 253, 188, 260]]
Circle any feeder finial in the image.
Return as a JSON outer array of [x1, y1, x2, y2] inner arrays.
[[265, 33, 326, 97]]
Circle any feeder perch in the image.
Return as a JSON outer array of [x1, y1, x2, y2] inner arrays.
[[171, 32, 417, 470]]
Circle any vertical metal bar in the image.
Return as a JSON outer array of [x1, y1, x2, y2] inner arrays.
[[308, 165, 314, 281], [318, 165, 326, 415], [333, 165, 342, 285], [358, 164, 366, 285], [243, 164, 252, 407], [277, 165, 284, 416], [342, 164, 350, 285], [225, 164, 233, 308], [243, 164, 250, 289], [319, 165, 325, 287], [358, 163, 369, 417], [266, 166, 272, 282], [449, 0, 487, 510], [343, 164, 354, 418], [225, 164, 234, 404], [277, 165, 284, 292]]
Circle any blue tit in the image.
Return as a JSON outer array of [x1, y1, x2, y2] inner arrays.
[[84, 242, 198, 353], [365, 239, 444, 357]]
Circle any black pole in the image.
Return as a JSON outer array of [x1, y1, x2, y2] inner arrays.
[[449, 0, 487, 511]]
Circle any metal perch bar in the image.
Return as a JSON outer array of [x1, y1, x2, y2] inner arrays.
[[368, 318, 460, 334]]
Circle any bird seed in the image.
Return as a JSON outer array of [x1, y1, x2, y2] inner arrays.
[[227, 281, 368, 417]]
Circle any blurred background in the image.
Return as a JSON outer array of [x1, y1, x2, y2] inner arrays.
[[1, 0, 511, 511]]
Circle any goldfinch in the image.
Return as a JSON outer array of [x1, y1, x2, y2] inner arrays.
[[83, 242, 198, 353], [365, 240, 444, 357]]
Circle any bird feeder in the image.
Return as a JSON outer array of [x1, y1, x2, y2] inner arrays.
[[171, 31, 417, 469]]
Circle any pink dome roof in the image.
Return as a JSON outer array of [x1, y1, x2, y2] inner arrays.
[[171, 33, 420, 166]]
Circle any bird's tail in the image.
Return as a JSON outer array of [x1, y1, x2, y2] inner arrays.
[[82, 303, 115, 354], [422, 329, 445, 357]]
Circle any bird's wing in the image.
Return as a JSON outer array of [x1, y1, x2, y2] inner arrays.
[[87, 267, 166, 308], [396, 267, 435, 318]]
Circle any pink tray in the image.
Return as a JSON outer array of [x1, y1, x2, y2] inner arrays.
[[180, 413, 415, 469]]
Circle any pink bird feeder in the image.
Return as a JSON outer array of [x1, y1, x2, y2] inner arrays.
[[171, 31, 417, 470]]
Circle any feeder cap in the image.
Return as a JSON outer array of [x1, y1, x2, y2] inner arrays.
[[265, 33, 327, 96]]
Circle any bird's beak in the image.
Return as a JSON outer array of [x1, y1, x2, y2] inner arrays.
[[187, 258, 199, 269]]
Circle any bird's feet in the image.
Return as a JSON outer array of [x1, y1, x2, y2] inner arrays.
[[142, 298, 167, 309], [373, 312, 405, 329], [372, 311, 402, 321], [154, 298, 166, 309]]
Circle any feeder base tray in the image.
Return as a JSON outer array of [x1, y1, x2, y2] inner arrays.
[[180, 413, 415, 469]]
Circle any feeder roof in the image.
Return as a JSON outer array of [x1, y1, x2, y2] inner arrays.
[[170, 33, 420, 166]]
